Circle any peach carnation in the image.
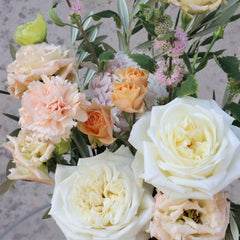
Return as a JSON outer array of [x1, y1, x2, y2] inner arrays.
[[149, 191, 230, 240], [19, 75, 89, 144], [7, 43, 75, 99], [3, 131, 54, 185]]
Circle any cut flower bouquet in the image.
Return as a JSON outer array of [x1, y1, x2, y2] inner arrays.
[[1, 0, 240, 239]]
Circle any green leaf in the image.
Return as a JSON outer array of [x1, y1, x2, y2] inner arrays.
[[230, 200, 240, 230], [182, 52, 193, 74], [226, 102, 240, 122], [71, 127, 90, 158], [91, 10, 121, 29], [48, 3, 66, 27], [83, 68, 96, 88], [128, 53, 156, 73], [117, 31, 127, 52], [71, 24, 79, 44], [230, 212, 239, 240], [135, 40, 152, 50], [176, 74, 198, 97], [0, 90, 10, 95], [215, 56, 240, 80], [3, 113, 19, 121], [9, 44, 17, 60], [42, 207, 51, 219], [80, 41, 104, 58], [98, 50, 115, 72], [9, 128, 21, 137], [117, 0, 129, 34], [132, 0, 149, 16], [157, 31, 175, 41], [0, 179, 16, 195], [131, 22, 143, 35]]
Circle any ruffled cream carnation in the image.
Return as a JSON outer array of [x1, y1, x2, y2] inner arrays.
[[49, 146, 154, 240], [149, 191, 230, 240], [7, 43, 75, 99], [19, 75, 89, 144], [3, 131, 55, 184]]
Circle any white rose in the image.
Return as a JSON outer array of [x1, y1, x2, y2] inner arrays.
[[49, 146, 154, 240], [129, 97, 240, 200], [165, 0, 227, 15]]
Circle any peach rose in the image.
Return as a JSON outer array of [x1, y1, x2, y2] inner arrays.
[[3, 131, 54, 184], [110, 82, 147, 113], [149, 191, 230, 240], [7, 43, 75, 99], [19, 75, 89, 144], [116, 66, 149, 87], [77, 101, 115, 148]]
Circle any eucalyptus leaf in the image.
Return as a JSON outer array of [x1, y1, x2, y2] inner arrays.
[[91, 10, 121, 29], [135, 40, 153, 50], [230, 212, 240, 240], [9, 44, 17, 60], [71, 127, 90, 158], [117, 31, 127, 52], [226, 102, 240, 122], [117, 0, 129, 34], [0, 179, 16, 195], [83, 68, 96, 88], [3, 113, 19, 121], [71, 24, 79, 44], [132, 0, 149, 16], [0, 90, 10, 95], [42, 207, 51, 219], [48, 3, 66, 27], [182, 53, 193, 74]]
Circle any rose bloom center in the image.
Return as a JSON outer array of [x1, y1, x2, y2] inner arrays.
[[164, 116, 216, 164], [71, 167, 127, 227]]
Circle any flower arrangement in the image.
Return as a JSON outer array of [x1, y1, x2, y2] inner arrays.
[[1, 0, 240, 239]]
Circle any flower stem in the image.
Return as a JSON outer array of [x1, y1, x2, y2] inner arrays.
[[65, 0, 71, 8], [168, 37, 173, 102], [75, 20, 99, 66]]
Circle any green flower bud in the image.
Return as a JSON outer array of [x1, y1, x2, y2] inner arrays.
[[54, 138, 71, 156], [14, 13, 47, 46], [213, 26, 225, 40]]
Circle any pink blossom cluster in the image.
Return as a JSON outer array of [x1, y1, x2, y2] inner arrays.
[[169, 29, 188, 58], [155, 59, 185, 86], [70, 1, 83, 15], [153, 29, 188, 58]]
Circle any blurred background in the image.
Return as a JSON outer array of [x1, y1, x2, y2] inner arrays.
[[0, 0, 240, 239]]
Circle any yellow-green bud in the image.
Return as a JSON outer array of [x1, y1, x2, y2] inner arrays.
[[14, 13, 47, 46]]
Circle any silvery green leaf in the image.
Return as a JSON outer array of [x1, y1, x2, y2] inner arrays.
[[78, 25, 99, 62], [117, 31, 127, 52], [117, 0, 129, 34], [135, 40, 153, 50], [132, 0, 149, 16], [71, 24, 79, 44], [48, 3, 66, 27], [9, 44, 17, 60], [230, 212, 240, 240], [84, 69, 96, 88], [83, 11, 93, 30]]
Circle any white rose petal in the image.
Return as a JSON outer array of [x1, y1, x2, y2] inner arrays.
[[129, 97, 240, 200], [49, 146, 154, 240]]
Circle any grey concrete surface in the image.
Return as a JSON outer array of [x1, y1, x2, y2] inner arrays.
[[0, 0, 240, 239]]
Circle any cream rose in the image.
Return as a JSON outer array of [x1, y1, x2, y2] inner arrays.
[[129, 97, 240, 200], [165, 0, 227, 14], [3, 131, 54, 184], [149, 191, 230, 240], [7, 43, 75, 99], [49, 146, 154, 240]]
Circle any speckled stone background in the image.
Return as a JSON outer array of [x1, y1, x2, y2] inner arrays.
[[0, 1, 240, 239]]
